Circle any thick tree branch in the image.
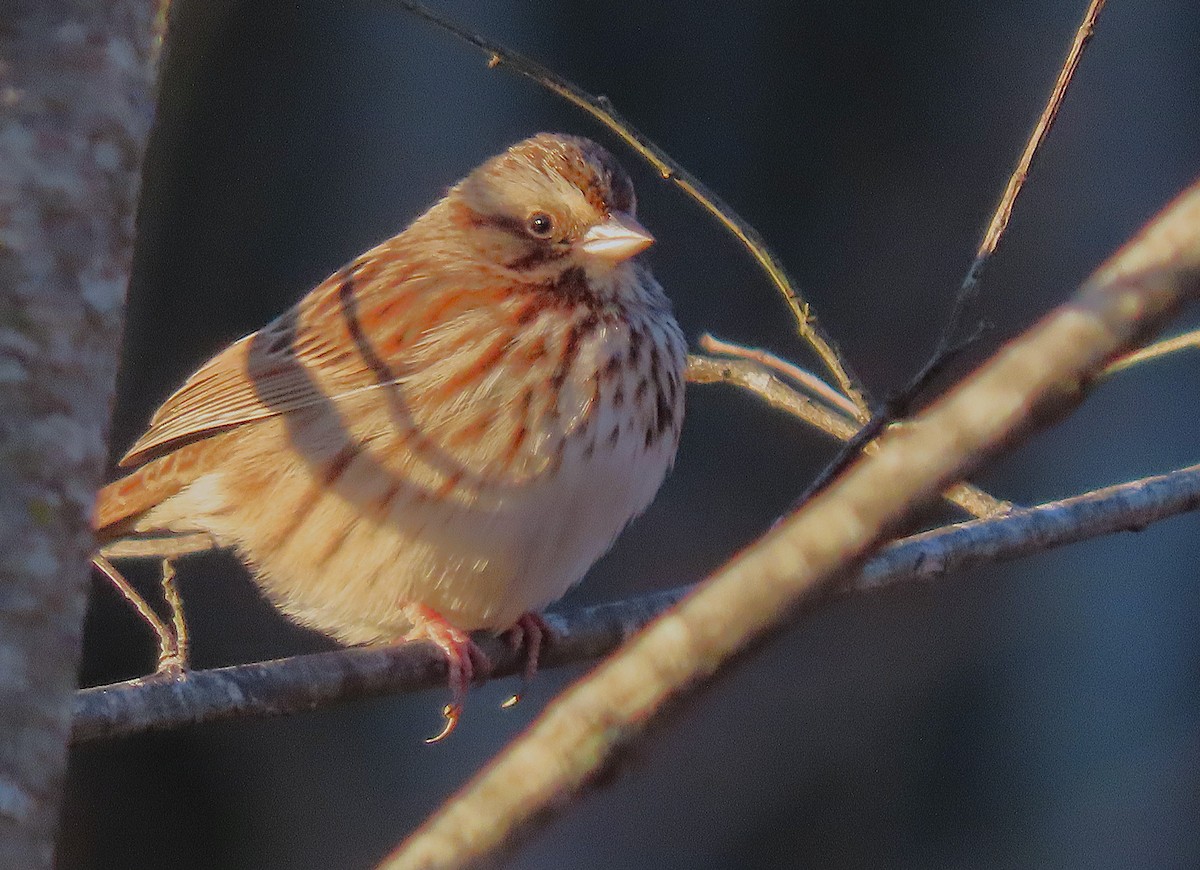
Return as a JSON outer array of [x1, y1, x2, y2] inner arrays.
[[0, 1, 156, 865], [381, 179, 1200, 869], [73, 461, 1200, 744]]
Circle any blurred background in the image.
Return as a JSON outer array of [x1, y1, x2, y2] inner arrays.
[[63, 1, 1200, 867]]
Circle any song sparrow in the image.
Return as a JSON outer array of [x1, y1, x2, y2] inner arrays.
[[94, 133, 687, 737]]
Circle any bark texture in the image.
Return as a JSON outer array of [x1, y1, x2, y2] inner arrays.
[[0, 1, 156, 865]]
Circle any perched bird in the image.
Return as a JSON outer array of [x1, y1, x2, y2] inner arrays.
[[94, 133, 687, 738]]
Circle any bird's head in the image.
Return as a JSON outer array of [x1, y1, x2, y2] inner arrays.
[[447, 133, 654, 285]]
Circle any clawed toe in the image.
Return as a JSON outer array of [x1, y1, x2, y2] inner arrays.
[[401, 606, 555, 737], [500, 612, 555, 709], [403, 604, 492, 742]]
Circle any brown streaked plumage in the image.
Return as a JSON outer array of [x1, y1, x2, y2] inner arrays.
[[94, 134, 686, 738]]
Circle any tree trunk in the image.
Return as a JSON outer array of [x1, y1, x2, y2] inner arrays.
[[0, 1, 157, 865]]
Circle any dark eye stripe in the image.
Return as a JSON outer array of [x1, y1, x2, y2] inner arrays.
[[470, 212, 527, 237]]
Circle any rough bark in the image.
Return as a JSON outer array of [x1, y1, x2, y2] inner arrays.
[[0, 1, 157, 865]]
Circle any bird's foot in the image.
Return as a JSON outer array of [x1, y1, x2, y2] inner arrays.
[[155, 558, 190, 679], [403, 604, 492, 743], [92, 554, 190, 679], [500, 611, 556, 710]]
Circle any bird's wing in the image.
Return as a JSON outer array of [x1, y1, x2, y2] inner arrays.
[[119, 251, 422, 468]]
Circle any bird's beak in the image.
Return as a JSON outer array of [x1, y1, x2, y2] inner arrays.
[[579, 212, 655, 262]]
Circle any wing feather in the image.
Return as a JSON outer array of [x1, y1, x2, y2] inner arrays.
[[120, 249, 421, 467]]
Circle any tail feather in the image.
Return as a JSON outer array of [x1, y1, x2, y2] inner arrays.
[[93, 438, 227, 543]]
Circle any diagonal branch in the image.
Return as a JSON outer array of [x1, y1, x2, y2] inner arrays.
[[687, 349, 1010, 519], [956, 0, 1107, 316], [384, 0, 868, 412], [73, 461, 1200, 744], [1103, 325, 1200, 376], [380, 178, 1200, 869], [691, 350, 1008, 518], [802, 0, 1109, 506]]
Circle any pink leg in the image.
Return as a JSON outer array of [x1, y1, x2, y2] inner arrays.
[[500, 612, 556, 709], [403, 604, 491, 743]]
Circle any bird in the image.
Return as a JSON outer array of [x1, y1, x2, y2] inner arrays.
[[93, 133, 687, 739]]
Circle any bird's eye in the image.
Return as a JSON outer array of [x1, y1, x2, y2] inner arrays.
[[526, 211, 555, 239]]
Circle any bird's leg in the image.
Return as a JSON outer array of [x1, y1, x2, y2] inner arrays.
[[158, 558, 189, 676], [402, 604, 492, 743], [92, 553, 181, 673], [500, 611, 556, 710]]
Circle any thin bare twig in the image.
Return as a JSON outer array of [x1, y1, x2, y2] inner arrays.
[[803, 0, 1108, 505], [698, 334, 861, 418], [686, 354, 857, 442], [687, 353, 1009, 519], [381, 174, 1200, 869], [384, 0, 869, 413], [72, 461, 1200, 744], [1103, 326, 1200, 376], [959, 0, 1107, 309]]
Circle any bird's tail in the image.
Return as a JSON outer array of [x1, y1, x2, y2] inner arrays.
[[92, 439, 218, 543]]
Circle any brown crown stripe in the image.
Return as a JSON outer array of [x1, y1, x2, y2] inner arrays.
[[504, 138, 615, 215]]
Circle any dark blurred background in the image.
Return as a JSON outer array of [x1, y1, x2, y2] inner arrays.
[[62, 1, 1200, 867]]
